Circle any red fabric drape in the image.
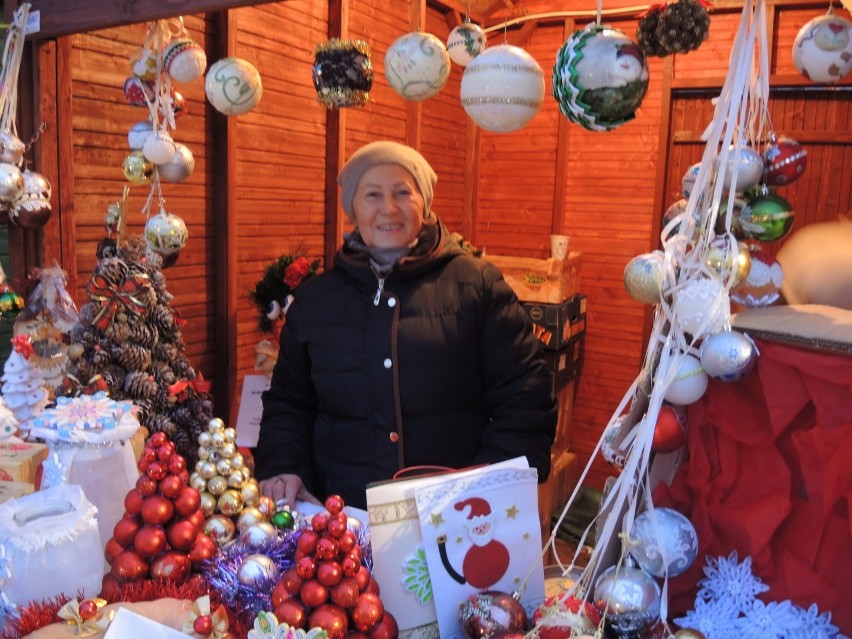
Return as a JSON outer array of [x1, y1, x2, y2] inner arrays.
[[654, 338, 852, 633]]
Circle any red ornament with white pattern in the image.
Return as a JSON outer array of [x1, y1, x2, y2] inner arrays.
[[763, 136, 807, 186]]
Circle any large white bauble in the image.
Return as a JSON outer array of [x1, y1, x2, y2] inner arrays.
[[205, 57, 263, 116], [164, 38, 207, 83], [127, 120, 153, 150], [672, 277, 730, 339], [628, 508, 698, 577], [460, 44, 544, 133], [142, 130, 177, 165], [624, 252, 664, 304], [792, 10, 852, 84], [384, 31, 450, 101], [157, 143, 196, 183], [663, 353, 708, 405], [715, 143, 764, 193], [447, 22, 487, 67]]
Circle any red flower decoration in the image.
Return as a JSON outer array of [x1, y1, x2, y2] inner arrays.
[[283, 256, 311, 289]]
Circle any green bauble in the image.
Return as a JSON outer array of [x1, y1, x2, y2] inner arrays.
[[270, 509, 296, 530], [0, 284, 23, 320], [740, 193, 794, 242]]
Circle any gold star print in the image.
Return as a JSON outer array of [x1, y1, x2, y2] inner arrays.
[[456, 536, 463, 543], [430, 512, 444, 526], [514, 576, 521, 584], [523, 532, 530, 540], [506, 505, 519, 519]]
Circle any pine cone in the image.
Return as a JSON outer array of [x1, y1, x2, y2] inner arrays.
[[637, 7, 669, 57], [152, 342, 178, 363], [113, 343, 152, 372], [91, 344, 112, 368], [124, 370, 158, 400], [144, 412, 176, 437], [170, 404, 192, 427], [150, 271, 167, 291], [172, 356, 196, 380], [149, 361, 177, 387], [128, 319, 158, 349], [80, 328, 99, 348], [656, 0, 710, 55], [105, 320, 132, 344], [96, 256, 130, 286], [158, 290, 175, 305], [101, 364, 126, 393], [149, 304, 175, 334]]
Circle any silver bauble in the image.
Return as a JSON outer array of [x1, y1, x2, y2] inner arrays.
[[699, 330, 757, 381], [209, 417, 226, 432], [593, 563, 661, 637], [628, 507, 699, 578], [0, 133, 25, 164], [156, 142, 195, 183], [0, 163, 24, 203], [13, 170, 52, 229], [237, 553, 280, 587], [624, 252, 664, 304], [145, 210, 188, 255], [239, 522, 278, 548], [715, 143, 764, 193]]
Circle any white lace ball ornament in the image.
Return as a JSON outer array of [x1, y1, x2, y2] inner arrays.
[[673, 277, 730, 338], [164, 38, 207, 83], [793, 9, 852, 84], [700, 330, 757, 381], [145, 210, 188, 256], [663, 353, 708, 405], [628, 507, 698, 577], [13, 170, 52, 229], [385, 31, 451, 101], [624, 252, 664, 304], [205, 57, 263, 115], [142, 130, 177, 165], [461, 44, 545, 133], [715, 143, 764, 193], [730, 248, 783, 308], [447, 22, 487, 67], [157, 143, 195, 183], [128, 120, 153, 150]]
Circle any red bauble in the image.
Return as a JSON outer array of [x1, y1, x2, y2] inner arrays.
[[354, 566, 371, 592], [341, 556, 359, 577], [167, 519, 199, 550], [312, 512, 330, 533], [174, 485, 201, 516], [325, 494, 345, 516], [78, 599, 99, 620], [296, 556, 317, 579], [317, 560, 344, 587], [113, 517, 141, 548], [188, 533, 217, 567], [310, 604, 349, 639], [111, 549, 149, 582], [330, 577, 360, 609], [105, 537, 124, 564], [275, 599, 308, 629], [159, 475, 183, 499], [280, 566, 304, 596], [346, 634, 370, 639], [316, 537, 339, 560], [347, 547, 362, 564], [134, 525, 168, 558], [141, 495, 175, 526], [327, 517, 347, 538], [364, 577, 381, 596], [147, 461, 168, 481], [338, 530, 357, 554], [150, 550, 191, 582], [136, 474, 159, 497], [143, 447, 158, 462], [297, 530, 319, 554], [194, 615, 214, 635], [100, 573, 122, 600], [460, 591, 528, 639], [763, 136, 807, 186], [272, 580, 293, 607], [149, 431, 168, 448], [168, 455, 187, 475], [124, 489, 145, 515], [156, 442, 175, 462], [138, 457, 150, 474], [300, 578, 330, 608], [185, 509, 206, 531], [651, 405, 686, 453], [368, 612, 399, 639], [351, 593, 384, 633]]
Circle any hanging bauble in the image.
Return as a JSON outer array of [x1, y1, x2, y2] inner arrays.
[[127, 120, 153, 150], [651, 404, 686, 453], [459, 591, 528, 639], [792, 7, 852, 84], [715, 143, 764, 193], [12, 170, 52, 229], [123, 76, 155, 107], [385, 31, 451, 101], [130, 47, 159, 82], [624, 251, 664, 304], [169, 88, 187, 119], [239, 522, 278, 548], [704, 236, 751, 287], [663, 353, 708, 405], [602, 416, 627, 468], [157, 142, 195, 183], [164, 38, 207, 83], [740, 191, 794, 242], [553, 23, 649, 132], [205, 57, 263, 116], [312, 39, 373, 109], [593, 563, 661, 638], [636, 6, 668, 58], [122, 151, 155, 185], [699, 330, 757, 381], [142, 130, 177, 165], [461, 44, 544, 133], [730, 245, 783, 307], [672, 277, 730, 338], [145, 210, 188, 256], [682, 162, 702, 199], [628, 507, 698, 577], [447, 21, 488, 66], [712, 195, 748, 240], [0, 163, 24, 203], [237, 553, 280, 587], [0, 282, 24, 320], [533, 594, 601, 638], [763, 135, 807, 186], [662, 198, 702, 242], [0, 132, 25, 165], [654, 0, 711, 55]]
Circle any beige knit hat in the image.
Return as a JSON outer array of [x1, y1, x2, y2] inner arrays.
[[338, 141, 437, 222]]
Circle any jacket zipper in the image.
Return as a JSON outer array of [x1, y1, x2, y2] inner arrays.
[[373, 275, 385, 306]]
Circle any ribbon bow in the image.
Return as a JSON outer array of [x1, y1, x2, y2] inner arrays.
[[10, 334, 34, 358], [57, 599, 114, 637], [182, 595, 230, 639], [168, 373, 212, 398], [85, 272, 151, 331]]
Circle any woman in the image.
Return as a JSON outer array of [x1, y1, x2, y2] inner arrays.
[[255, 140, 557, 510]]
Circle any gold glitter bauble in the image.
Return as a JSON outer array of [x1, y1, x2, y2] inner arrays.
[[200, 491, 217, 517], [204, 514, 236, 544], [197, 460, 217, 480], [237, 506, 266, 531], [208, 418, 226, 433], [241, 480, 260, 505], [216, 459, 233, 476], [190, 473, 207, 492], [198, 432, 212, 447], [258, 496, 276, 517], [223, 427, 236, 443], [218, 489, 244, 516], [221, 442, 236, 459], [227, 471, 244, 489], [122, 150, 155, 185], [207, 475, 228, 496], [705, 238, 751, 287]]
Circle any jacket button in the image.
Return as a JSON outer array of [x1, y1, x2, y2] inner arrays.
[[387, 298, 397, 308], [383, 358, 392, 368], [389, 432, 399, 443]]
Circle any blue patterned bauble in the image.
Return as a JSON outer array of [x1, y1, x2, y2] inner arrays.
[[628, 507, 699, 577], [553, 23, 649, 131], [699, 330, 757, 381]]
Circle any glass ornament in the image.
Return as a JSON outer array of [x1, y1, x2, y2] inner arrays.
[[12, 170, 52, 229], [122, 151, 155, 185], [682, 162, 702, 199], [663, 353, 708, 405], [553, 23, 649, 131], [624, 251, 664, 304], [385, 31, 450, 101], [460, 591, 527, 639], [123, 76, 155, 107], [663, 198, 702, 242], [312, 39, 373, 109], [164, 38, 207, 83], [205, 57, 263, 116], [237, 553, 280, 587], [792, 8, 852, 84], [715, 143, 764, 193], [156, 142, 195, 183], [763, 135, 807, 186], [141, 130, 177, 165], [593, 562, 661, 638], [673, 277, 730, 338], [127, 120, 153, 150], [239, 522, 278, 548], [0, 282, 24, 320], [699, 330, 757, 381], [461, 44, 544, 133], [447, 21, 487, 67], [712, 195, 748, 240], [0, 132, 25, 164], [740, 192, 794, 242], [730, 245, 783, 307], [704, 237, 751, 287], [628, 507, 698, 577], [145, 210, 188, 256], [0, 163, 24, 203]]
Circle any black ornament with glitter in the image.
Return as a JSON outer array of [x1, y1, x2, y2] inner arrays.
[[656, 0, 711, 55], [312, 39, 373, 109]]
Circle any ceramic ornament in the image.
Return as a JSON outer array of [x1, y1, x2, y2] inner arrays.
[[141, 130, 177, 165], [157, 142, 195, 183], [312, 39, 373, 109], [447, 21, 487, 67], [699, 330, 757, 381], [460, 44, 544, 133], [624, 251, 664, 304], [681, 161, 703, 199], [127, 120, 153, 150], [792, 7, 852, 84], [763, 135, 807, 186], [205, 57, 263, 116], [12, 170, 52, 229], [715, 143, 764, 193], [0, 132, 25, 164], [730, 246, 783, 307], [662, 353, 708, 405], [164, 38, 207, 83], [672, 277, 730, 338], [145, 209, 188, 255], [553, 23, 650, 131], [740, 191, 795, 242], [385, 31, 451, 101], [662, 198, 702, 242]]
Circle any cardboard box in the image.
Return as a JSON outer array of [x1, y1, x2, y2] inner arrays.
[[484, 252, 582, 304], [0, 480, 34, 503], [538, 450, 579, 537], [524, 294, 587, 350], [553, 380, 576, 453], [542, 334, 585, 394], [0, 442, 48, 484]]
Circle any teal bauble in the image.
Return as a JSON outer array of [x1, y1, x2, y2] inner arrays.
[[740, 193, 794, 242]]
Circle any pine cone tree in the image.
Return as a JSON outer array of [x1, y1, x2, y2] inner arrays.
[[97, 256, 130, 286], [656, 0, 710, 55], [124, 371, 158, 400], [637, 7, 669, 57], [113, 343, 152, 372]]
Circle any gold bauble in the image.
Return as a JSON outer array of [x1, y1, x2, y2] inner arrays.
[[198, 431, 212, 448], [218, 489, 244, 516], [211, 432, 225, 448], [221, 442, 236, 459], [200, 491, 217, 517], [207, 475, 228, 496], [122, 150, 155, 185], [208, 417, 226, 433], [197, 446, 210, 461], [204, 514, 236, 544], [674, 630, 707, 639], [216, 459, 233, 476], [197, 460, 217, 480], [228, 471, 245, 489], [237, 506, 266, 531], [258, 496, 276, 517], [231, 452, 245, 469], [705, 238, 751, 287], [190, 472, 207, 492], [241, 480, 260, 505], [223, 427, 236, 443]]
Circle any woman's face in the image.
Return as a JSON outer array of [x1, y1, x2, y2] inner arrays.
[[352, 164, 425, 249]]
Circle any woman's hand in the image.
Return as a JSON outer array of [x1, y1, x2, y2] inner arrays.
[[259, 473, 322, 510]]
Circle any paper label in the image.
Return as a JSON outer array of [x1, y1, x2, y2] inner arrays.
[[235, 374, 271, 447]]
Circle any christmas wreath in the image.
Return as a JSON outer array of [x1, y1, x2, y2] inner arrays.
[[249, 253, 320, 334]]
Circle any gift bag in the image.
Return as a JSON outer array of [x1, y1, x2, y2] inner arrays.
[[0, 484, 103, 606], [366, 458, 536, 639]]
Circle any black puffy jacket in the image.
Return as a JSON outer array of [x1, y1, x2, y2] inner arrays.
[[254, 223, 557, 509]]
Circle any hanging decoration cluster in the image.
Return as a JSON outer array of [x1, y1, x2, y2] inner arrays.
[[637, 0, 711, 57]]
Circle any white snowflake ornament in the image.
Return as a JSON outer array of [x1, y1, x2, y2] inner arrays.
[[698, 551, 769, 613], [735, 599, 800, 639]]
